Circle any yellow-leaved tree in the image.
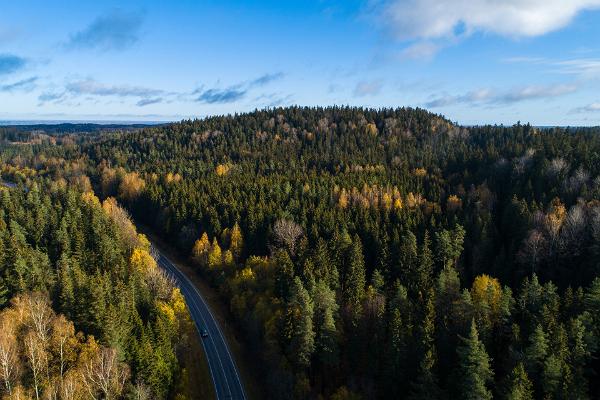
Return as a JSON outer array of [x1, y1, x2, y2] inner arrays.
[[118, 171, 145, 201], [192, 233, 210, 267], [230, 222, 244, 261], [208, 238, 222, 269], [471, 274, 504, 340], [130, 248, 157, 273]]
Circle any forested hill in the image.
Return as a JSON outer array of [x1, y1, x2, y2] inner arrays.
[[88, 106, 460, 175], [3, 106, 600, 399], [84, 107, 600, 285]]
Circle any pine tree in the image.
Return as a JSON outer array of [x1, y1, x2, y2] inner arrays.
[[457, 319, 494, 400]]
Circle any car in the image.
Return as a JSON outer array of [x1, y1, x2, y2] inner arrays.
[[201, 329, 209, 338]]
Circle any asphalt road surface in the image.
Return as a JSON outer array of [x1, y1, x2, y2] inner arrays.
[[155, 250, 246, 400]]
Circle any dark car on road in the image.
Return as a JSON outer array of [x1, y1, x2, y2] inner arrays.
[[201, 329, 209, 338]]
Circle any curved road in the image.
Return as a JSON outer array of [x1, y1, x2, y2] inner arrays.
[[155, 250, 246, 400]]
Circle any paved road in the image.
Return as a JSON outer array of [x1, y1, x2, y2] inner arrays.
[[155, 250, 246, 400]]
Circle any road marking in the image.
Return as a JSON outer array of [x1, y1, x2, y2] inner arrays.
[[191, 274, 246, 400], [157, 255, 222, 400], [183, 277, 233, 399], [157, 252, 244, 399], [160, 255, 232, 399]]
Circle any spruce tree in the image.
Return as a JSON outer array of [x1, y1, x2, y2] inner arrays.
[[312, 280, 339, 368], [506, 363, 534, 400], [230, 222, 244, 261], [57, 254, 74, 314], [399, 230, 418, 289], [274, 249, 296, 301], [410, 288, 440, 399], [0, 276, 7, 307], [288, 277, 315, 368], [343, 235, 366, 318], [525, 324, 548, 384], [457, 319, 494, 400], [415, 231, 434, 295]]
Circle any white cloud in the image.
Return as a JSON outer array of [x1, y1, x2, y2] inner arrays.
[[38, 78, 166, 106], [555, 59, 600, 77], [66, 10, 145, 52], [588, 103, 600, 110], [426, 83, 577, 108], [65, 79, 163, 98], [354, 80, 383, 96], [573, 102, 600, 112], [506, 56, 600, 78], [379, 0, 600, 41], [401, 41, 440, 60]]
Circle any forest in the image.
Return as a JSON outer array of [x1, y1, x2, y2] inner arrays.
[[0, 179, 196, 398], [2, 106, 600, 399]]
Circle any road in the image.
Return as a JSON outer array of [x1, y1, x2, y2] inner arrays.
[[155, 250, 246, 400]]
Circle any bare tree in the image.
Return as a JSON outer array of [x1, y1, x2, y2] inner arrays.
[[272, 218, 304, 256], [519, 229, 546, 275], [564, 167, 590, 194], [62, 369, 84, 400], [50, 315, 76, 384], [25, 293, 52, 343], [132, 380, 152, 400], [559, 203, 586, 257], [24, 331, 46, 400], [102, 197, 139, 251], [82, 347, 129, 400], [146, 265, 176, 301], [43, 379, 59, 400], [546, 157, 568, 178], [0, 313, 19, 396]]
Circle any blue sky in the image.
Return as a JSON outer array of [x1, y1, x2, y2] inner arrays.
[[1, 0, 600, 125]]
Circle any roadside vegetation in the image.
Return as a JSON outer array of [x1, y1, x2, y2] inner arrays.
[[0, 179, 199, 399]]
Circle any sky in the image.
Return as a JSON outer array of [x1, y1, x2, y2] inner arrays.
[[1, 0, 600, 125]]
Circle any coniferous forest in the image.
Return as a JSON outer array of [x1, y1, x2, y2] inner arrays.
[[2, 106, 600, 399]]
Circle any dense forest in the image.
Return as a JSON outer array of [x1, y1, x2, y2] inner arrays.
[[0, 180, 196, 398], [2, 106, 600, 399]]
